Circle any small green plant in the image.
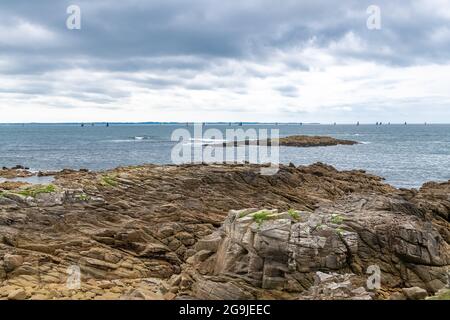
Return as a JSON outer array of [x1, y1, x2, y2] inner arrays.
[[252, 210, 272, 226], [331, 214, 344, 224], [316, 224, 325, 231], [16, 184, 56, 198], [287, 209, 300, 220], [76, 194, 90, 201], [336, 227, 345, 236], [101, 175, 118, 187]]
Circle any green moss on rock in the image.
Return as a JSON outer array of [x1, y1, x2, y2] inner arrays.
[[16, 184, 57, 198]]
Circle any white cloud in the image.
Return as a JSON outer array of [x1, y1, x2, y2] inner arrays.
[[2, 42, 450, 123], [414, 0, 450, 20], [0, 20, 58, 47], [329, 32, 366, 53], [431, 27, 450, 44]]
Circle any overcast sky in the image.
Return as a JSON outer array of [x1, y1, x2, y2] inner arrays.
[[1, 0, 450, 123]]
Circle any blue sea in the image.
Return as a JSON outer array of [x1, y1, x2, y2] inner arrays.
[[1, 123, 449, 189]]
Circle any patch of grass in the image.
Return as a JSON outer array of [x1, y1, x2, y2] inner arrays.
[[16, 184, 56, 198], [287, 209, 300, 220], [252, 210, 272, 226], [427, 289, 450, 300], [101, 175, 118, 187], [331, 214, 344, 225]]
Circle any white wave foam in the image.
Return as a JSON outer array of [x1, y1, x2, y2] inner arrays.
[[189, 138, 228, 143]]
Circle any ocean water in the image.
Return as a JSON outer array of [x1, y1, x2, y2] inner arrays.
[[0, 123, 449, 189]]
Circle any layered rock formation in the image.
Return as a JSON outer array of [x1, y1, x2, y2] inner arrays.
[[180, 205, 449, 300], [0, 163, 449, 300]]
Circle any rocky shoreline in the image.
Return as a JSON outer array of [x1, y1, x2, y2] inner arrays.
[[0, 166, 32, 179], [0, 163, 449, 300]]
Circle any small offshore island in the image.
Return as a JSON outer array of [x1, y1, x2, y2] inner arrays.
[[206, 135, 359, 148], [0, 153, 449, 300]]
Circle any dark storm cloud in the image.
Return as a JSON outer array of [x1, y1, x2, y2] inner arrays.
[[2, 0, 449, 70]]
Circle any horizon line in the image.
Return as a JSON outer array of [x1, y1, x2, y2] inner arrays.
[[0, 122, 447, 125]]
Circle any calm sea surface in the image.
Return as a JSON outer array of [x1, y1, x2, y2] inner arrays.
[[1, 124, 449, 189]]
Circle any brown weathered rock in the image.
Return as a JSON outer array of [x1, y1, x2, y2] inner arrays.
[[3, 254, 24, 272], [389, 292, 407, 300], [402, 287, 429, 300], [7, 289, 27, 300], [0, 166, 32, 179]]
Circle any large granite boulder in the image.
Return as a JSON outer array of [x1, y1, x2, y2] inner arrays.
[[181, 195, 450, 299]]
